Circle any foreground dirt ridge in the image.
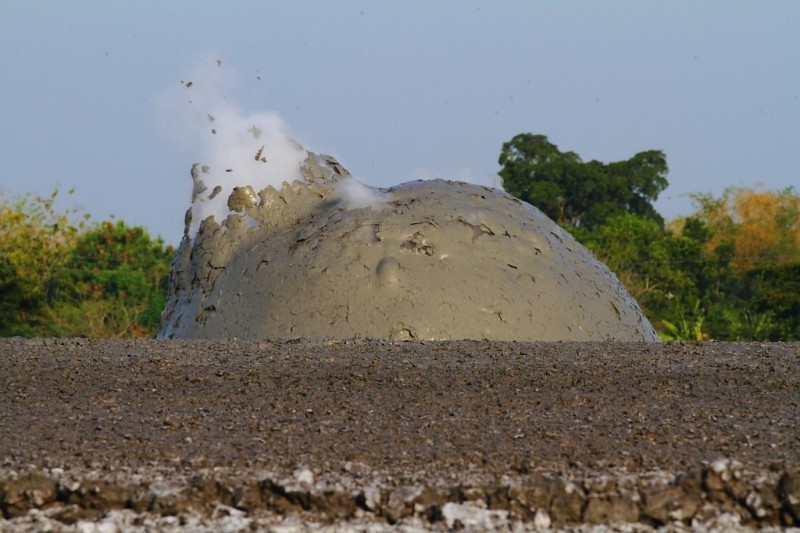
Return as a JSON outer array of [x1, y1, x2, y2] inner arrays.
[[1, 461, 800, 529], [1, 339, 798, 530]]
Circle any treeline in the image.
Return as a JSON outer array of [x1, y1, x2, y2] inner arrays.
[[0, 189, 173, 337], [500, 133, 800, 341], [3, 135, 798, 340]]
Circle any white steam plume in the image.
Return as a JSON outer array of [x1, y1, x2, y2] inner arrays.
[[192, 109, 306, 235], [160, 59, 391, 238], [335, 176, 390, 211], [160, 59, 307, 237]]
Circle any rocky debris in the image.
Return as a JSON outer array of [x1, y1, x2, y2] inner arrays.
[[778, 470, 800, 526], [1, 465, 798, 530], [160, 150, 659, 341]]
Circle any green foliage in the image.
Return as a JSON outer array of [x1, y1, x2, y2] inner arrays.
[[497, 133, 799, 340], [660, 300, 708, 341], [576, 214, 702, 327], [669, 187, 800, 340], [0, 189, 85, 335], [0, 189, 174, 338], [576, 189, 800, 341], [54, 221, 174, 337], [743, 262, 800, 340], [498, 133, 668, 229]]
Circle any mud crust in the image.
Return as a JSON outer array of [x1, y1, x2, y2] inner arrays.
[[1, 339, 798, 531]]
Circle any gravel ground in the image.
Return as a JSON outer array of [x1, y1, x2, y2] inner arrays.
[[1, 338, 798, 531]]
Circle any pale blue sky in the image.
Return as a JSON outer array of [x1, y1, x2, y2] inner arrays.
[[1, 1, 798, 245]]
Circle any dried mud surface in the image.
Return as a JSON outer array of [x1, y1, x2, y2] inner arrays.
[[1, 339, 799, 531]]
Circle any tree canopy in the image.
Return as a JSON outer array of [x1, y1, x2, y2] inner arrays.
[[683, 187, 800, 273], [579, 186, 800, 341], [0, 189, 174, 338], [496, 133, 799, 341], [498, 133, 669, 229]]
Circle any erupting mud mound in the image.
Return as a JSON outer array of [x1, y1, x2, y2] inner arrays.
[[159, 150, 658, 341]]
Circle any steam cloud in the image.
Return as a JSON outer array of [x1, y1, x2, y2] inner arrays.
[[160, 59, 387, 238]]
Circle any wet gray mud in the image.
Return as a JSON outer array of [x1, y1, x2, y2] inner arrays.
[[159, 152, 658, 342], [1, 339, 798, 531]]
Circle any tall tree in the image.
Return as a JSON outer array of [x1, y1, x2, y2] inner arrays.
[[498, 133, 669, 229]]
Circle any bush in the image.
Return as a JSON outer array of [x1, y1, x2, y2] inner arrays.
[[0, 189, 174, 338]]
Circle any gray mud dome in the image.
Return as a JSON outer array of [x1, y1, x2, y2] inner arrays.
[[159, 153, 657, 341], [1, 339, 798, 531]]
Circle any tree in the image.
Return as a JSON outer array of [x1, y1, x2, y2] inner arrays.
[[731, 187, 800, 271], [685, 187, 800, 273], [745, 262, 800, 340], [0, 188, 175, 338], [0, 189, 84, 335], [498, 133, 669, 229], [667, 186, 800, 340], [577, 214, 706, 339], [50, 220, 175, 337]]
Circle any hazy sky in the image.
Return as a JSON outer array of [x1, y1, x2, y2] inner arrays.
[[1, 1, 798, 245]]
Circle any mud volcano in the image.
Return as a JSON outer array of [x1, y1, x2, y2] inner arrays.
[[159, 151, 658, 341]]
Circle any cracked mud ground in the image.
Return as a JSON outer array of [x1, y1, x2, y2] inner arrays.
[[1, 339, 799, 531]]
